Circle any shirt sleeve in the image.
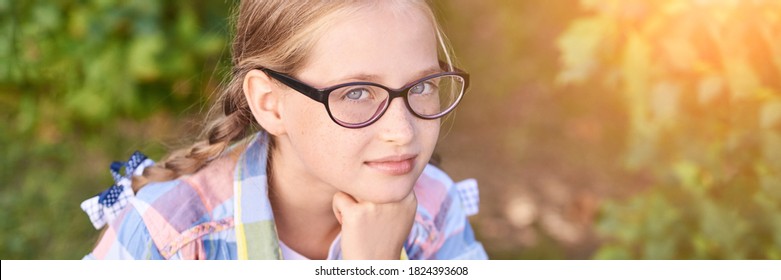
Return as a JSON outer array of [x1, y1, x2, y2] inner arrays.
[[406, 165, 489, 260], [85, 201, 166, 260], [430, 181, 489, 260]]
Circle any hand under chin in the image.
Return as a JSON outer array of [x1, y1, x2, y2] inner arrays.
[[332, 190, 418, 259]]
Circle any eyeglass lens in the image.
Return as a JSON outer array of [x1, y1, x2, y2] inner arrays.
[[326, 75, 465, 125]]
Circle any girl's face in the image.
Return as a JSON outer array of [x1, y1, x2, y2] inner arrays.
[[276, 3, 441, 203]]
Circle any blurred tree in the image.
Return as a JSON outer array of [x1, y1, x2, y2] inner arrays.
[[0, 0, 231, 259], [558, 0, 781, 259]]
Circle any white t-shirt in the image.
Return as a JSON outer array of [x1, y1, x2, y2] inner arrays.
[[279, 234, 342, 260]]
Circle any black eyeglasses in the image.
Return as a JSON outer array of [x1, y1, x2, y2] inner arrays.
[[259, 67, 469, 128]]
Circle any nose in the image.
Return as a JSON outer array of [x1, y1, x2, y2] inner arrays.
[[375, 97, 415, 145]]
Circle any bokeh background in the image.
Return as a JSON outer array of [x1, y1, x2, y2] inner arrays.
[[2, 0, 780, 259]]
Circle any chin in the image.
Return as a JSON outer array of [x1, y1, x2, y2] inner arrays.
[[353, 177, 418, 204], [346, 164, 427, 203]]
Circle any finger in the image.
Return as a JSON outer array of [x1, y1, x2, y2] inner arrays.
[[332, 191, 357, 225]]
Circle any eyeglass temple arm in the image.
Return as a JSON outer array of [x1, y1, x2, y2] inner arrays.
[[439, 61, 470, 90], [439, 60, 467, 72], [259, 68, 327, 103]]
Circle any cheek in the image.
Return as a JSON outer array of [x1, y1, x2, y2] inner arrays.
[[419, 119, 441, 154], [283, 95, 368, 174]]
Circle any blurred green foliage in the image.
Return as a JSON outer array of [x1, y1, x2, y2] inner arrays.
[[4, 0, 780, 260], [558, 0, 781, 259], [1, 0, 230, 259]]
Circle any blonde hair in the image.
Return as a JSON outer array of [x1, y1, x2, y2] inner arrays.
[[133, 0, 456, 189]]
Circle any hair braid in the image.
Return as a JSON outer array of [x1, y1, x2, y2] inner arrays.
[[132, 83, 252, 190]]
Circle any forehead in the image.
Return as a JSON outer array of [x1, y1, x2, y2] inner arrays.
[[297, 2, 439, 88]]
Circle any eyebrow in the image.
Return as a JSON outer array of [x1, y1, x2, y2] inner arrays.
[[325, 65, 444, 86]]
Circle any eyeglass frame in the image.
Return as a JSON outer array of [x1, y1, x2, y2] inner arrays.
[[257, 65, 470, 128]]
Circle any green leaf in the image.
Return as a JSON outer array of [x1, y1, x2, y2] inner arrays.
[[14, 96, 36, 133], [128, 33, 165, 81], [175, 5, 199, 43], [556, 16, 610, 84], [673, 161, 704, 195], [643, 237, 675, 259], [753, 192, 781, 253], [699, 199, 750, 258], [593, 244, 632, 260]]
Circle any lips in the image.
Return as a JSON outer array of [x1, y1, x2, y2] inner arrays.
[[364, 154, 417, 175]]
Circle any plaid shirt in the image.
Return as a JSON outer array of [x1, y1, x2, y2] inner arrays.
[[84, 132, 487, 260]]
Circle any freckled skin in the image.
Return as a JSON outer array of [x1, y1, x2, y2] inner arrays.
[[253, 2, 442, 259], [276, 4, 440, 204]]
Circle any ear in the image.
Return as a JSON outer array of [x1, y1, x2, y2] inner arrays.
[[243, 69, 287, 136]]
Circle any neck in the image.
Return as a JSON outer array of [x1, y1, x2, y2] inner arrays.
[[267, 137, 341, 259]]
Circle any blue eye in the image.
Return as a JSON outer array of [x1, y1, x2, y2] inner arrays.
[[345, 88, 371, 100], [410, 81, 435, 95]]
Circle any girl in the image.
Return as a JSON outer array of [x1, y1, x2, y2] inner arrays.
[[81, 0, 486, 260]]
